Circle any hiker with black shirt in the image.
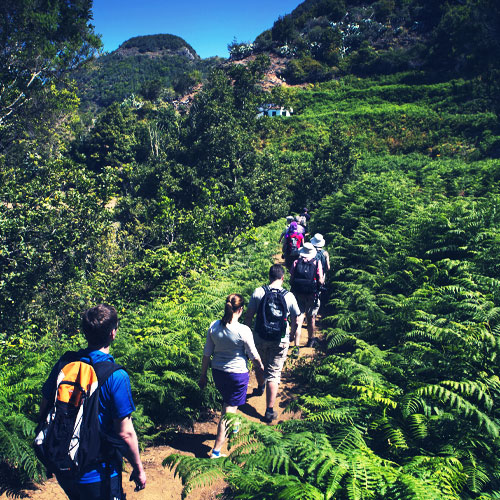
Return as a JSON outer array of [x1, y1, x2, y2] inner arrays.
[[283, 221, 304, 270], [36, 304, 146, 500], [279, 215, 295, 256], [290, 243, 324, 353], [245, 264, 300, 423], [298, 208, 310, 232]]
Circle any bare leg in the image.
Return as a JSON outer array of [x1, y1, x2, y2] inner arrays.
[[266, 381, 279, 410], [295, 313, 305, 346], [255, 367, 266, 387], [307, 315, 316, 342], [213, 404, 237, 452]]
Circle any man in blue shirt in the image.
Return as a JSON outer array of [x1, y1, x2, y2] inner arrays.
[[39, 304, 146, 499]]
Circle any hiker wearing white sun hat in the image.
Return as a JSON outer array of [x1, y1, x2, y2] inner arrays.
[[289, 242, 324, 353], [310, 233, 330, 274]]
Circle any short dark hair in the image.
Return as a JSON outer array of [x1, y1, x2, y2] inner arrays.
[[81, 304, 118, 347], [269, 264, 285, 282]]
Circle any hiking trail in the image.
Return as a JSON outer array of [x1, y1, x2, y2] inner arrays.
[[4, 256, 321, 500]]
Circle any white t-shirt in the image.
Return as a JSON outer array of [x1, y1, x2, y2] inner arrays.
[[247, 286, 301, 342], [203, 319, 260, 373]]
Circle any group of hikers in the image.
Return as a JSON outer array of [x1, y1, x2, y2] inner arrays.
[[200, 209, 330, 458], [34, 210, 330, 497]]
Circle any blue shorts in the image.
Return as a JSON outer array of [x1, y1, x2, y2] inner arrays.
[[212, 369, 249, 406], [56, 472, 123, 500]]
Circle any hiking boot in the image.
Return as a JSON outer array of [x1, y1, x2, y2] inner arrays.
[[306, 337, 318, 348], [263, 409, 278, 423], [290, 346, 300, 359]]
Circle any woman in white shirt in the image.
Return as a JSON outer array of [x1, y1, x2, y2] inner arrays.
[[199, 294, 264, 458]]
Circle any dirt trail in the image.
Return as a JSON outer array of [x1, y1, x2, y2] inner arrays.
[[7, 256, 318, 500]]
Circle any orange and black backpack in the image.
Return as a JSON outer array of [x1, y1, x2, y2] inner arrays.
[[34, 352, 124, 476]]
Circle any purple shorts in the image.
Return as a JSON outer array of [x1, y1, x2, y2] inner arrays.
[[212, 369, 249, 406]]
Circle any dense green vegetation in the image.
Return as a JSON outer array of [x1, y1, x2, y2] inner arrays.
[[239, 0, 500, 84], [2, 0, 500, 498]]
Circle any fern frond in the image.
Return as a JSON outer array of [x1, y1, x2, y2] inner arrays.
[[416, 385, 499, 438], [347, 384, 398, 409]]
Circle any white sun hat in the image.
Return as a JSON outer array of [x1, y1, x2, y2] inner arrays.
[[298, 242, 317, 259], [310, 233, 325, 248]]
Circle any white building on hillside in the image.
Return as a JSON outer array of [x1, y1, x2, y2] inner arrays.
[[257, 104, 293, 118]]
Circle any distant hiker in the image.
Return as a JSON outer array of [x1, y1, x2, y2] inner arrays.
[[36, 304, 146, 500], [279, 215, 296, 255], [301, 208, 311, 228], [199, 294, 264, 458], [290, 243, 324, 351], [310, 233, 330, 275], [294, 215, 306, 235], [284, 221, 304, 269], [245, 264, 300, 423]]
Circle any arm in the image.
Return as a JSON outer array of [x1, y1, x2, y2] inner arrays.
[[317, 260, 325, 285], [241, 327, 264, 375], [245, 291, 259, 327], [38, 397, 49, 422], [324, 250, 331, 273], [200, 325, 216, 388], [113, 416, 146, 490], [199, 355, 211, 389], [245, 309, 255, 328]]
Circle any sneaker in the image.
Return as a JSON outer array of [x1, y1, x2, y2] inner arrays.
[[232, 421, 240, 434], [210, 450, 227, 459], [263, 409, 278, 423], [290, 346, 300, 359]]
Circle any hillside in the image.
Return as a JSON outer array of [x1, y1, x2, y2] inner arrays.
[[228, 0, 500, 84], [74, 34, 223, 109]]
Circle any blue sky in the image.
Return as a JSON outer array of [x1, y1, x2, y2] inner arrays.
[[91, 0, 302, 59]]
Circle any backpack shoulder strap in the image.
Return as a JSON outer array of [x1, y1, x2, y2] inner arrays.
[[92, 361, 125, 388], [59, 350, 80, 365]]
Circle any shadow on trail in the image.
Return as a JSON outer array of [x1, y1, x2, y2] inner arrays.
[[0, 462, 34, 498], [167, 432, 214, 458], [238, 402, 264, 421]]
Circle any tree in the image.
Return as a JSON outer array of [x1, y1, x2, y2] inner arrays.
[[299, 124, 358, 208], [173, 70, 201, 95], [75, 102, 138, 175], [271, 15, 298, 44], [430, 0, 500, 74], [181, 69, 257, 207], [0, 0, 101, 130], [140, 78, 164, 101]]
